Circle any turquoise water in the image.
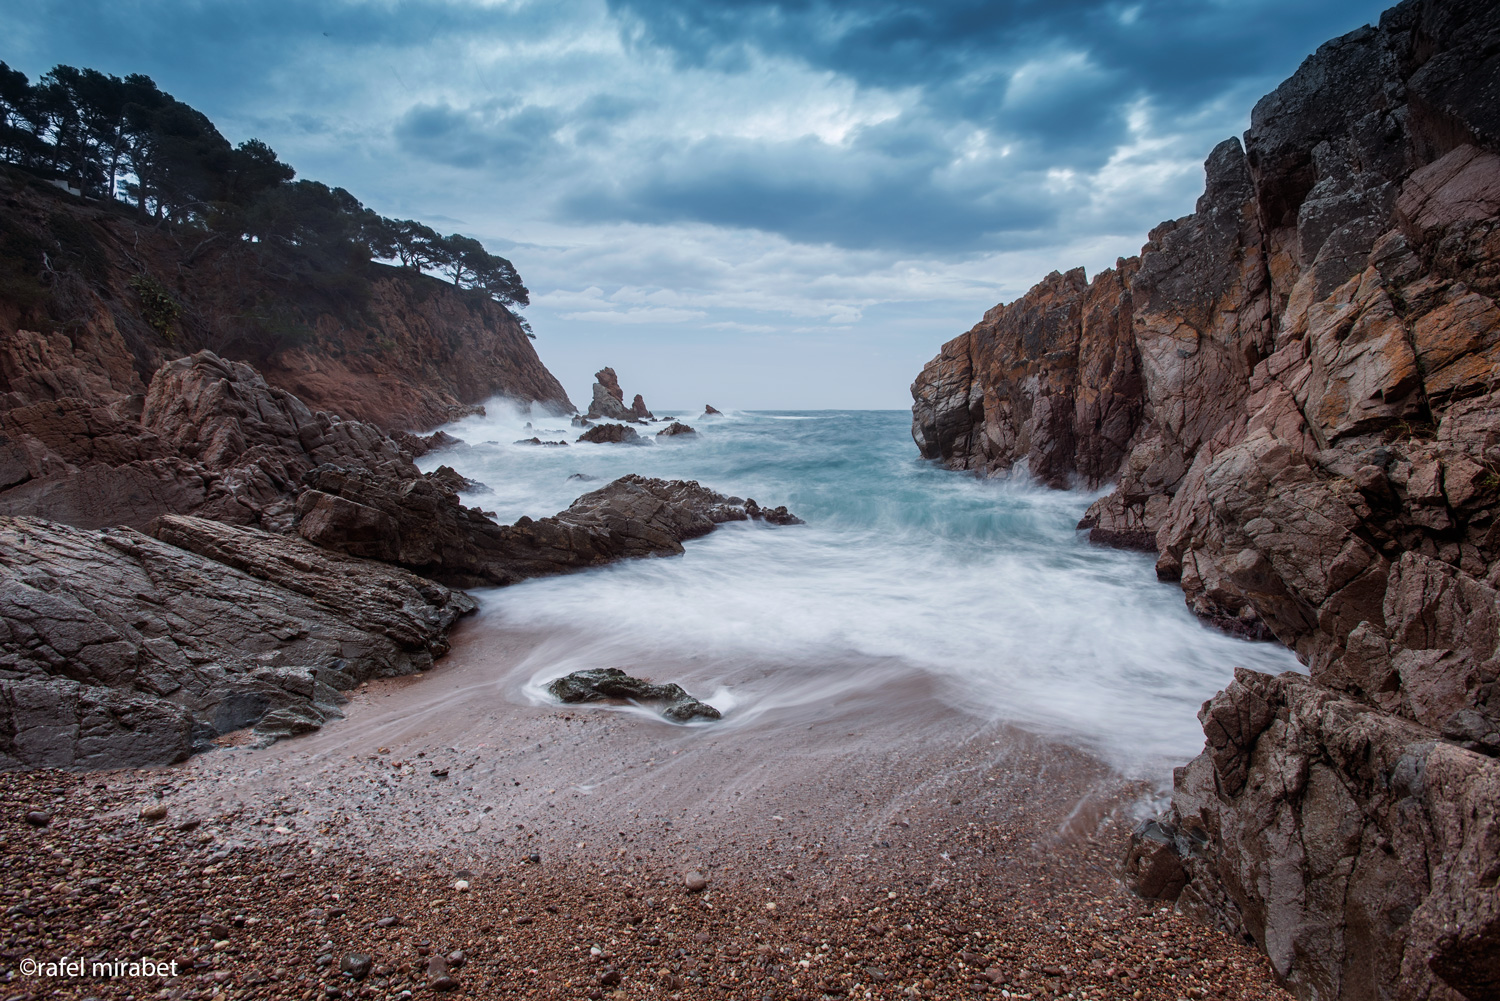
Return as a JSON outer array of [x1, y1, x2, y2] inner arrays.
[[419, 406, 1301, 778]]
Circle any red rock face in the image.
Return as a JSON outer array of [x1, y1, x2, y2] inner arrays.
[[911, 263, 1140, 489], [913, 2, 1500, 997]]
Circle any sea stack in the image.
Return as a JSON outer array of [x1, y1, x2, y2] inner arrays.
[[585, 367, 653, 421]]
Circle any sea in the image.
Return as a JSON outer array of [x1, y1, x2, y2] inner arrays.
[[417, 405, 1301, 782]]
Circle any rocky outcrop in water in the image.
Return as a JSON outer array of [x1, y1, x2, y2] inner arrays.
[[0, 333, 801, 764], [912, 1, 1500, 997], [576, 423, 643, 445], [911, 265, 1141, 490], [0, 514, 475, 769], [298, 471, 801, 588], [547, 667, 721, 722], [657, 422, 696, 437], [584, 367, 654, 421]]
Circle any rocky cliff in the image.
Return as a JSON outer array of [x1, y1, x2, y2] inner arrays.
[[0, 347, 798, 768], [0, 168, 572, 431], [912, 1, 1500, 998]]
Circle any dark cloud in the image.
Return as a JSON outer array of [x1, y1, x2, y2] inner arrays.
[[561, 129, 1061, 251], [395, 101, 564, 170], [607, 0, 1391, 110], [2, 0, 562, 111], [3, 0, 1393, 258], [543, 0, 1390, 248]]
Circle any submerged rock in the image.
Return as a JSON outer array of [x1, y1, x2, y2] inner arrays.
[[546, 668, 722, 722], [513, 437, 569, 447], [576, 423, 643, 445], [657, 422, 696, 437]]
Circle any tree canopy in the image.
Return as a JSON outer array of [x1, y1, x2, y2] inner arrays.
[[0, 61, 530, 309]]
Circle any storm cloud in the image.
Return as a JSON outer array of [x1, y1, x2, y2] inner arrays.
[[5, 0, 1391, 406]]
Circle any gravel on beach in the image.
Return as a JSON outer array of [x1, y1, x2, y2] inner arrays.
[[0, 767, 1290, 1001]]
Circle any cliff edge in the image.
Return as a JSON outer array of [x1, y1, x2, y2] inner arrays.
[[911, 1, 1500, 998], [0, 169, 572, 431]]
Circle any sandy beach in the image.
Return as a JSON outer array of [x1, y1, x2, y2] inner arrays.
[[2, 614, 1291, 1000]]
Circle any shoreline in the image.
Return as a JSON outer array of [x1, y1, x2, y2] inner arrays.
[[1, 615, 1292, 1000]]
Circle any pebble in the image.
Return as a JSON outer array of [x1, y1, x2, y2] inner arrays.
[[23, 810, 50, 827], [139, 802, 168, 821], [683, 870, 709, 892], [0, 749, 1295, 1001], [340, 953, 373, 980]]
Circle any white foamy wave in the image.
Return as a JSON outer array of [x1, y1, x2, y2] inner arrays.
[[423, 405, 1303, 779]]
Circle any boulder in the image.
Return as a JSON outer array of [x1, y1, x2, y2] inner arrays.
[[657, 422, 697, 437], [0, 350, 414, 533], [0, 514, 474, 769], [395, 430, 464, 458], [576, 423, 642, 445], [546, 668, 721, 722], [703, 405, 722, 416], [1127, 669, 1499, 1001]]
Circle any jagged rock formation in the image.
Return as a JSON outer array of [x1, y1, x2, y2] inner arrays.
[[298, 471, 802, 588], [912, 2, 1500, 998], [0, 351, 412, 532], [576, 423, 643, 445], [911, 265, 1141, 490], [0, 171, 571, 431], [658, 422, 696, 437], [0, 514, 475, 769], [584, 367, 653, 421]]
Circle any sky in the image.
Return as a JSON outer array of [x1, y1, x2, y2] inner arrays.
[[6, 0, 1393, 410]]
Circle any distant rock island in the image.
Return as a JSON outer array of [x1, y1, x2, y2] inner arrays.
[[585, 366, 654, 422]]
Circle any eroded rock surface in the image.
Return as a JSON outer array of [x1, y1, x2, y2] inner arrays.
[[0, 172, 571, 432], [912, 2, 1500, 997], [584, 367, 653, 421], [576, 423, 643, 445], [0, 514, 474, 769], [547, 667, 721, 722], [1147, 670, 1499, 1001], [0, 350, 415, 532], [298, 471, 801, 588]]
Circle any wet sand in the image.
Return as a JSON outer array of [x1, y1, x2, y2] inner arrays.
[[0, 615, 1293, 1000]]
